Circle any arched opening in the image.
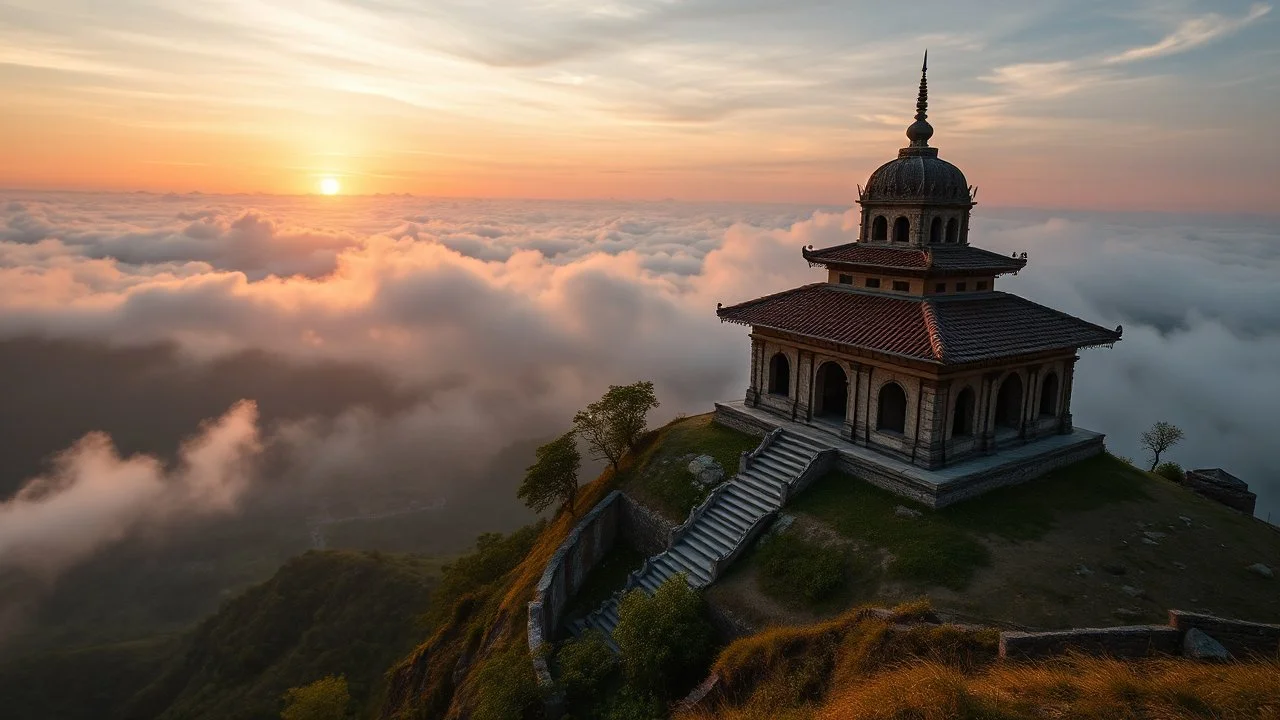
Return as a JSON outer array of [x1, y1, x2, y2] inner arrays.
[[876, 382, 907, 434], [945, 218, 959, 243], [892, 216, 910, 243], [929, 216, 942, 244], [815, 362, 849, 421], [1039, 372, 1059, 416], [871, 216, 888, 241], [952, 387, 975, 436], [994, 374, 1024, 429], [768, 353, 790, 396]]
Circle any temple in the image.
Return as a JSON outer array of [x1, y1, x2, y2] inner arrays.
[[713, 54, 1122, 507]]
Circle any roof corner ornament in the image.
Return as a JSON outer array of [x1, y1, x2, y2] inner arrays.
[[1019, 251, 1028, 260], [969, 185, 978, 201], [856, 183, 864, 201], [1115, 324, 1124, 338], [717, 302, 723, 310]]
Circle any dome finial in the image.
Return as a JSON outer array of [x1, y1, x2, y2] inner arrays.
[[906, 50, 934, 147]]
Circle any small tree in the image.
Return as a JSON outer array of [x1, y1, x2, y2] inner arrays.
[[517, 431, 581, 517], [281, 675, 349, 720], [1140, 421, 1185, 471], [613, 574, 712, 700], [573, 381, 660, 469], [1155, 461, 1185, 483]]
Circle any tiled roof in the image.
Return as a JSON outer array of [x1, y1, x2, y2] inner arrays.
[[717, 284, 1121, 364], [802, 243, 1027, 274]]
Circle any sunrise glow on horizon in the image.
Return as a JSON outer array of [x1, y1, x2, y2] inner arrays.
[[1, 1, 1277, 212]]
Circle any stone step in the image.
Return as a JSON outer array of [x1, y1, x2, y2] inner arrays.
[[708, 506, 752, 534], [693, 515, 740, 548], [729, 481, 778, 512], [768, 443, 813, 467], [684, 528, 731, 559], [754, 453, 805, 478], [667, 545, 712, 584], [745, 462, 794, 487], [778, 432, 826, 455], [713, 498, 758, 529], [678, 534, 721, 566], [739, 471, 786, 497]]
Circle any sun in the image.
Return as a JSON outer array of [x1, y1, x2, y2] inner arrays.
[[319, 177, 341, 195]]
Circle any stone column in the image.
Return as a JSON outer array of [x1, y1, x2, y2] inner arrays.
[[795, 350, 814, 421], [1022, 367, 1038, 440], [978, 371, 998, 453], [914, 380, 948, 469], [844, 361, 860, 441], [1059, 357, 1077, 434], [854, 365, 873, 446], [746, 337, 764, 407]]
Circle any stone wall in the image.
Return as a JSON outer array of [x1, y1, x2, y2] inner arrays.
[[527, 491, 623, 695], [619, 493, 676, 556], [1000, 610, 1280, 661], [1184, 470, 1258, 515]]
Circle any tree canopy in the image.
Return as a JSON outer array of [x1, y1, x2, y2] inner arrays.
[[1140, 421, 1185, 471], [281, 675, 349, 720], [517, 431, 581, 517], [613, 574, 712, 701], [573, 381, 660, 469]]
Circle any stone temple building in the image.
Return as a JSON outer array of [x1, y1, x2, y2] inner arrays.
[[713, 56, 1123, 507]]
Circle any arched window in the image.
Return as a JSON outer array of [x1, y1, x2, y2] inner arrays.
[[892, 216, 910, 243], [929, 217, 942, 244], [768, 353, 790, 396], [994, 374, 1023, 429], [1039, 372, 1059, 416], [877, 382, 907, 434], [952, 387, 975, 436], [815, 362, 849, 420], [945, 218, 959, 243], [871, 216, 888, 241]]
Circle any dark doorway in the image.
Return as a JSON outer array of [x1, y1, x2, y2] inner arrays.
[[929, 217, 942, 243], [952, 387, 975, 436], [945, 218, 959, 243], [994, 374, 1023, 429], [769, 353, 790, 396], [1039, 372, 1058, 416], [877, 382, 907, 433], [892, 216, 910, 243], [815, 362, 848, 420]]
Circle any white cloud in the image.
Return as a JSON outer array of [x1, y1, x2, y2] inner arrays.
[[1106, 3, 1272, 64]]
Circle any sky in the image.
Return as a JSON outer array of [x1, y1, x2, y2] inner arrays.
[[1, 0, 1278, 210]]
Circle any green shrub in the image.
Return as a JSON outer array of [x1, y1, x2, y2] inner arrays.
[[556, 630, 617, 706], [281, 675, 349, 720], [600, 687, 663, 720], [472, 645, 543, 720], [1155, 461, 1185, 482], [613, 575, 713, 700], [756, 532, 847, 607]]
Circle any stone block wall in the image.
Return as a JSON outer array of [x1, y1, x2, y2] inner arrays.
[[1168, 610, 1280, 658], [1000, 610, 1280, 661], [619, 493, 676, 556], [528, 491, 623, 695]]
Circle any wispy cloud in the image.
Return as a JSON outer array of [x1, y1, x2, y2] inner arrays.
[[1106, 3, 1271, 64]]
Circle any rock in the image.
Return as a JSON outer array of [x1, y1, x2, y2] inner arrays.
[[1142, 538, 1159, 545], [1179, 515, 1194, 527], [1120, 585, 1146, 598], [1183, 628, 1232, 662], [1143, 531, 1167, 541], [1074, 564, 1094, 577], [687, 455, 725, 488], [894, 505, 923, 519], [1101, 563, 1128, 576], [1171, 561, 1187, 571], [1247, 563, 1274, 579]]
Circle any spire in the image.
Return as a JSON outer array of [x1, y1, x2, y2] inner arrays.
[[905, 50, 934, 148]]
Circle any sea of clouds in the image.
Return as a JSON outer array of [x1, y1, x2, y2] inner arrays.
[[1, 191, 1277, 579]]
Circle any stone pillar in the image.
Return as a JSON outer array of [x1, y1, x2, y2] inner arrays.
[[795, 350, 814, 421], [1059, 357, 1077, 434], [1022, 367, 1038, 440], [977, 371, 998, 453], [746, 337, 764, 407], [914, 380, 948, 469], [844, 361, 861, 441], [854, 364, 873, 445]]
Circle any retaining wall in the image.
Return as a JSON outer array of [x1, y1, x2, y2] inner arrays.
[[999, 610, 1280, 660]]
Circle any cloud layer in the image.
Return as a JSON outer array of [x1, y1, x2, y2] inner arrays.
[[1, 190, 1277, 538]]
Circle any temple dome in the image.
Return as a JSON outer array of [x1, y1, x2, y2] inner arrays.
[[863, 152, 970, 204]]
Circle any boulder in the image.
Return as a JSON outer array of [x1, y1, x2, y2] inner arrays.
[[1074, 564, 1094, 577], [687, 455, 725, 488], [1247, 563, 1274, 579], [1182, 628, 1231, 662]]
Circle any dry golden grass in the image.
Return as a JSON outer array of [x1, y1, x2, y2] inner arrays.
[[681, 604, 1280, 720]]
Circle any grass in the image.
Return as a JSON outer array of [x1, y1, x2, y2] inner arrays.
[[755, 533, 852, 610], [792, 454, 1151, 591], [617, 413, 762, 522], [679, 602, 1280, 720]]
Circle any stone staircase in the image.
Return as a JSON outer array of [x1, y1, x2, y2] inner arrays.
[[573, 429, 836, 650]]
